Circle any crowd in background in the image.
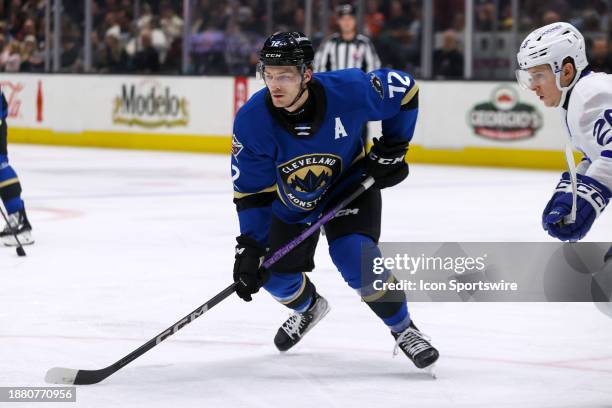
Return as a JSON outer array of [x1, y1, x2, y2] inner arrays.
[[0, 0, 610, 77]]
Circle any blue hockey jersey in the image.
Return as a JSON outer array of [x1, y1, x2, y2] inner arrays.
[[231, 68, 419, 244]]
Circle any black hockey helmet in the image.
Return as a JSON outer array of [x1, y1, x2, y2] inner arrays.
[[259, 32, 314, 68], [336, 3, 356, 16]]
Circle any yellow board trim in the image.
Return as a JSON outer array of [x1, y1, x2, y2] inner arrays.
[[406, 145, 582, 171], [8, 127, 580, 171], [9, 127, 231, 154]]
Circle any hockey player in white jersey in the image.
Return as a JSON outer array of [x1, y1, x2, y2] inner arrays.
[[516, 22, 612, 241]]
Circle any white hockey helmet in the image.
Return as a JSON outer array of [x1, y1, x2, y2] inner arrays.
[[516, 22, 588, 98]]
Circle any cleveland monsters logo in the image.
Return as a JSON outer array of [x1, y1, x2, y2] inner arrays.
[[279, 154, 342, 211]]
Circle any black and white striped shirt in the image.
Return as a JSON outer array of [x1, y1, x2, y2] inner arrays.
[[314, 33, 381, 72]]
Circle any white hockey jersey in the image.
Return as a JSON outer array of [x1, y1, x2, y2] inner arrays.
[[562, 71, 612, 190]]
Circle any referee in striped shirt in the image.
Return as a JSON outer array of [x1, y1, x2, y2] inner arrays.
[[314, 4, 381, 73]]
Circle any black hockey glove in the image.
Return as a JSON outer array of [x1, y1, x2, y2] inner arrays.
[[366, 137, 409, 189], [233, 235, 269, 302]]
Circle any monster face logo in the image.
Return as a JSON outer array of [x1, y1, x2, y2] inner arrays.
[[278, 154, 342, 211], [369, 73, 384, 100]]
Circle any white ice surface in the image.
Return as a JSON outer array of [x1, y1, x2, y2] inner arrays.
[[1, 145, 611, 408]]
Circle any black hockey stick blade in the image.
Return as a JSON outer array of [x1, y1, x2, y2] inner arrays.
[[45, 282, 237, 385], [45, 366, 115, 385]]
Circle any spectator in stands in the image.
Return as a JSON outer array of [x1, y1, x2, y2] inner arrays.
[[274, 0, 301, 31], [95, 26, 129, 73], [125, 17, 168, 63], [160, 1, 183, 44], [453, 12, 465, 32], [406, 1, 423, 62], [19, 34, 43, 72], [115, 6, 134, 43], [433, 29, 463, 78], [377, 0, 413, 70], [60, 35, 82, 72], [1, 0, 611, 77], [4, 41, 21, 72], [136, 2, 154, 30], [224, 19, 254, 75], [475, 1, 495, 31], [580, 9, 601, 32], [132, 28, 160, 73], [0, 33, 6, 70], [149, 17, 170, 63], [97, 10, 120, 48], [17, 17, 36, 41], [590, 37, 612, 73], [499, 4, 513, 30], [162, 36, 182, 73], [190, 17, 227, 75], [365, 0, 385, 38], [542, 10, 561, 25]]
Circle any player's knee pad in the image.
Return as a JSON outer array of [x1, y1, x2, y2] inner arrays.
[[263, 271, 315, 312], [328, 233, 379, 289]]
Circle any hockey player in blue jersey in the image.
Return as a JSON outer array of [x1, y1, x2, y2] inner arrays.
[[231, 32, 438, 370], [0, 88, 33, 246]]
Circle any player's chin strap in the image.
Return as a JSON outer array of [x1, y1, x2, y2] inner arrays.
[[557, 68, 583, 108]]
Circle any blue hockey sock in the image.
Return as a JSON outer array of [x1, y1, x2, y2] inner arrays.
[[329, 233, 410, 331], [263, 271, 316, 312]]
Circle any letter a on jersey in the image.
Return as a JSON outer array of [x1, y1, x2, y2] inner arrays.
[[335, 117, 348, 139]]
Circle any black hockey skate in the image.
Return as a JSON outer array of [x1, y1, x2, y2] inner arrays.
[[274, 293, 330, 352], [0, 209, 34, 246], [392, 321, 439, 370]]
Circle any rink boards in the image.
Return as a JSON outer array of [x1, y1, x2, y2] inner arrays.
[[0, 73, 577, 169]]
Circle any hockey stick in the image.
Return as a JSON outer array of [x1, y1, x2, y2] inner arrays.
[[45, 176, 375, 385], [0, 206, 25, 257]]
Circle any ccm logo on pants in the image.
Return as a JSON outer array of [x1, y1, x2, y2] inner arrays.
[[334, 208, 359, 218]]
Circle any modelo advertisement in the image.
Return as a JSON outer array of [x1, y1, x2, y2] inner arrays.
[[112, 79, 190, 128], [101, 75, 233, 135]]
